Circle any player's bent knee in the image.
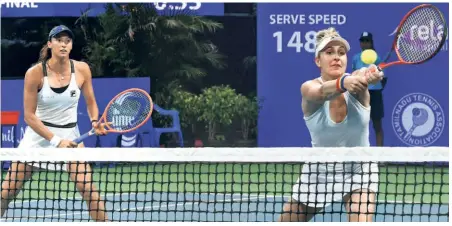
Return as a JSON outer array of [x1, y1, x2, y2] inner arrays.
[[1, 189, 16, 204]]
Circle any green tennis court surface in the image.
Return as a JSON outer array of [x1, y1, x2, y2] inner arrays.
[[1, 163, 449, 222]]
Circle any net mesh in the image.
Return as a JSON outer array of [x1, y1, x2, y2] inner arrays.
[[0, 147, 449, 222], [396, 6, 446, 63], [106, 90, 152, 132]]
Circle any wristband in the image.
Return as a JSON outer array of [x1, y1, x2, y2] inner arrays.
[[336, 74, 347, 93], [91, 119, 98, 123], [50, 135, 62, 147], [336, 75, 343, 92], [340, 74, 349, 92]]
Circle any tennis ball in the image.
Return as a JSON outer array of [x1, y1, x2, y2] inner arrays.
[[360, 49, 377, 65]]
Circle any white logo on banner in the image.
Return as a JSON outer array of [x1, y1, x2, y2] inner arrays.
[[0, 2, 38, 8], [392, 93, 445, 146], [1, 126, 26, 145]]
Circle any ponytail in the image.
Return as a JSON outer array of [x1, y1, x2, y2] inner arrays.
[[38, 44, 50, 63]]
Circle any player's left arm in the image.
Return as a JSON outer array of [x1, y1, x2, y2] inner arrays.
[[355, 88, 370, 108], [353, 64, 384, 106], [79, 61, 99, 124], [349, 69, 370, 107]]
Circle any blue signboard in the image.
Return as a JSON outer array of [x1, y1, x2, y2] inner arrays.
[[257, 3, 449, 147], [1, 77, 151, 149], [1, 2, 224, 17]]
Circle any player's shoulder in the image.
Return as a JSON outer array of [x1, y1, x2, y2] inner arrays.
[[72, 60, 92, 77], [301, 78, 321, 92], [302, 78, 321, 86], [23, 62, 45, 84], [26, 62, 44, 77], [72, 59, 90, 70]]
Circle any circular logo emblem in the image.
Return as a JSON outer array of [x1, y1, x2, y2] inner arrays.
[[392, 93, 445, 147]]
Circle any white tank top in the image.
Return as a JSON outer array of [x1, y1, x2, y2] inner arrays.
[[304, 78, 371, 147], [35, 60, 81, 126]]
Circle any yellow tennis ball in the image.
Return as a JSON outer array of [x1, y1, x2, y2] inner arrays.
[[360, 49, 377, 65]]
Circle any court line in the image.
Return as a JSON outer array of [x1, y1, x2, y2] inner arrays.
[[2, 194, 266, 221]]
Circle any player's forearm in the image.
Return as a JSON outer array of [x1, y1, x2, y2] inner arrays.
[[351, 89, 370, 107], [86, 103, 99, 122], [319, 79, 343, 101], [24, 113, 55, 141]]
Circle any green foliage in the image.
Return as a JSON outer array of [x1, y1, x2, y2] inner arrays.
[[198, 85, 240, 141], [242, 56, 256, 71], [171, 88, 201, 134], [75, 3, 227, 106], [171, 86, 262, 142], [236, 95, 260, 140]]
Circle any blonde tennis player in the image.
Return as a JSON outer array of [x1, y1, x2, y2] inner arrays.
[[278, 27, 384, 222], [1, 25, 108, 221]]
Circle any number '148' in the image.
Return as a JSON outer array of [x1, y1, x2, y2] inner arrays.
[[273, 31, 317, 53]]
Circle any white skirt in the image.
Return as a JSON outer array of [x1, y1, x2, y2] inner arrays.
[[292, 162, 379, 208], [18, 125, 82, 171]]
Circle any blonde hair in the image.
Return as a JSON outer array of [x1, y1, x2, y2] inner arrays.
[[315, 27, 341, 48]]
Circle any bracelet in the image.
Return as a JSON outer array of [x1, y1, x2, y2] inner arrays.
[[91, 119, 98, 124], [49, 135, 62, 147]]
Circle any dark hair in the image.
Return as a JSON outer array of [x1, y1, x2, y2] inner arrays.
[[38, 43, 51, 63]]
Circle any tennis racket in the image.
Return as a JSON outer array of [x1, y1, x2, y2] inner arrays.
[[73, 88, 153, 144], [371, 4, 448, 72]]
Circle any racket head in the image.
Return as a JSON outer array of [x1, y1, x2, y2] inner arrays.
[[100, 88, 153, 133], [383, 4, 448, 69]]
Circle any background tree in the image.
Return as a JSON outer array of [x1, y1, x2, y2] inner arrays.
[[75, 3, 227, 109]]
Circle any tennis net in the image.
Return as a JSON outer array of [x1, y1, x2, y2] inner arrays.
[[0, 147, 449, 222]]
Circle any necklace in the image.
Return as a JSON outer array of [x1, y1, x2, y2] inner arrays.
[[47, 63, 66, 81]]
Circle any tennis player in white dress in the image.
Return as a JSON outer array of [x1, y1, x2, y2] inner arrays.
[[1, 25, 109, 221], [278, 27, 384, 222]]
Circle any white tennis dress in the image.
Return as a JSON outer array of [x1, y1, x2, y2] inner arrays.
[[18, 60, 81, 171], [293, 78, 379, 208]]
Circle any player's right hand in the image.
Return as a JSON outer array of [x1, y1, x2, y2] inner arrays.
[[343, 73, 368, 94], [58, 139, 78, 148], [92, 121, 112, 136], [366, 64, 384, 84]]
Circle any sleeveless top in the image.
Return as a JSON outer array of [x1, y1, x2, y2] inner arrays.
[[304, 77, 371, 147], [35, 60, 81, 128]]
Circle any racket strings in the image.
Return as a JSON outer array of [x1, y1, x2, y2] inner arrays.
[[106, 91, 152, 131], [397, 6, 446, 63]]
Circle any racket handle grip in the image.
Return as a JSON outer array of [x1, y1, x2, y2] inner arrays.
[[73, 129, 95, 144], [369, 65, 382, 73], [366, 66, 383, 82]]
